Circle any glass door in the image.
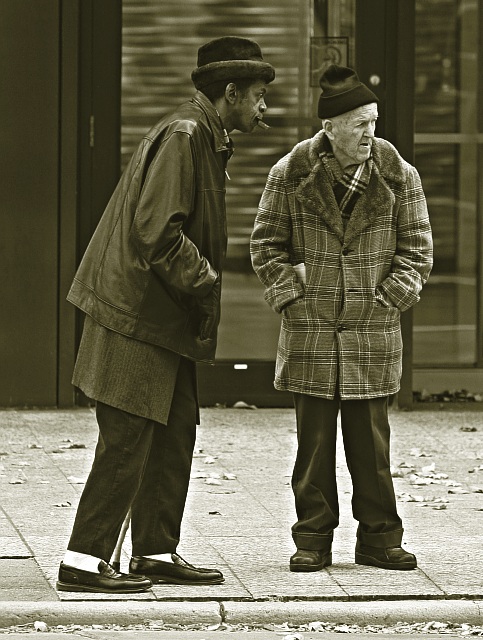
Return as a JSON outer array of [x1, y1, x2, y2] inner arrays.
[[413, 0, 480, 367], [215, 1, 357, 359], [210, 0, 357, 404]]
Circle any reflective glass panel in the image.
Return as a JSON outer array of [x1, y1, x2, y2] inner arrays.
[[413, 0, 478, 365]]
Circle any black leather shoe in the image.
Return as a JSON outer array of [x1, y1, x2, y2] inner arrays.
[[355, 544, 417, 570], [129, 554, 224, 585], [56, 560, 153, 592], [290, 548, 332, 572]]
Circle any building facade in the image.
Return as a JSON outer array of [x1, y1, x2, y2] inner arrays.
[[1, 0, 481, 407], [121, 0, 483, 405]]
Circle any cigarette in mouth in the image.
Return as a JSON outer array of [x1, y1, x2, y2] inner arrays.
[[257, 119, 270, 130]]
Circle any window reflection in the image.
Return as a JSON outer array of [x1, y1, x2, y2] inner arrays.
[[120, 0, 479, 369], [413, 0, 478, 366]]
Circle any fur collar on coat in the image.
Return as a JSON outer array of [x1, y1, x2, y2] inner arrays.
[[284, 130, 411, 244]]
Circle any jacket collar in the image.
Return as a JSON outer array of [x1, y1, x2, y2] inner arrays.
[[288, 131, 407, 243], [191, 91, 232, 154]]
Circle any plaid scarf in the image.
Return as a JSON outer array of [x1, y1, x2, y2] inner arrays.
[[319, 136, 372, 229]]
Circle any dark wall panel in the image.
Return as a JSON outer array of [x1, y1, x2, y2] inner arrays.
[[0, 1, 59, 405]]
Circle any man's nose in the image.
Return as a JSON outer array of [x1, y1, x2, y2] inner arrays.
[[364, 127, 374, 139], [259, 100, 267, 113]]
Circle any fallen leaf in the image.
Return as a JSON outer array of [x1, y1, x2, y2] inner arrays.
[[67, 476, 86, 484], [410, 448, 430, 457], [205, 477, 221, 485], [409, 475, 433, 486], [423, 621, 449, 631], [398, 492, 426, 502], [206, 624, 223, 631], [203, 456, 217, 464], [334, 624, 352, 633], [448, 487, 470, 494], [209, 489, 235, 494], [397, 461, 414, 469], [442, 480, 461, 487], [223, 472, 237, 480], [191, 471, 208, 479], [34, 621, 49, 632], [232, 400, 257, 410], [460, 426, 477, 432], [60, 443, 86, 449], [209, 510, 222, 515], [54, 501, 72, 507]]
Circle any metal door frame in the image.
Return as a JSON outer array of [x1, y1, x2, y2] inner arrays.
[[356, 0, 416, 409], [58, 0, 122, 406]]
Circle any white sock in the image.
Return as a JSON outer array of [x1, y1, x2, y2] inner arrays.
[[143, 553, 173, 563], [64, 551, 103, 573]]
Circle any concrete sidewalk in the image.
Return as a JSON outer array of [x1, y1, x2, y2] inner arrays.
[[0, 406, 482, 628]]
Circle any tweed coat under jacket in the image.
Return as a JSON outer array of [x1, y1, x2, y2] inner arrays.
[[250, 131, 433, 399]]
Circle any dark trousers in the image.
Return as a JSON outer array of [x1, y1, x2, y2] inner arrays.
[[67, 357, 197, 561], [291, 393, 403, 551]]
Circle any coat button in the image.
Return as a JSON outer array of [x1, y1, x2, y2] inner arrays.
[[337, 324, 347, 332], [341, 247, 350, 256]]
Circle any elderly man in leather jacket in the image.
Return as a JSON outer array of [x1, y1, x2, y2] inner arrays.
[[56, 37, 275, 594], [251, 65, 432, 574]]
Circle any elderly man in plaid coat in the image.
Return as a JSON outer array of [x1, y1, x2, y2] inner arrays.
[[250, 65, 433, 573]]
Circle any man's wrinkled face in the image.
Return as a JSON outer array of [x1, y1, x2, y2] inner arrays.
[[324, 103, 378, 168], [234, 80, 268, 133]]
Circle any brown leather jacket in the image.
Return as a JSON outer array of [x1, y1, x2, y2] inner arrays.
[[67, 91, 229, 363]]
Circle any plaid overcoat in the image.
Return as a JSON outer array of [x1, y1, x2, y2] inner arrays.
[[250, 131, 433, 399]]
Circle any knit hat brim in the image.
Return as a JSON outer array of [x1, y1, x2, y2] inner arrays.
[[192, 59, 275, 89]]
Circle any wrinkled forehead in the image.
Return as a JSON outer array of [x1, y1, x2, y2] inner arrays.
[[342, 102, 378, 124]]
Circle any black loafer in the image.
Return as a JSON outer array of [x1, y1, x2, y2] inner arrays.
[[355, 544, 417, 570], [129, 553, 224, 585], [290, 548, 332, 572], [56, 560, 153, 592]]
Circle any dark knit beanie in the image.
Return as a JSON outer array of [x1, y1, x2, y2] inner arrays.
[[191, 36, 275, 89], [317, 65, 378, 118]]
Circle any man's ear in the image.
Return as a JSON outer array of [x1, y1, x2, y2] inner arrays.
[[323, 119, 334, 139], [225, 82, 238, 104]]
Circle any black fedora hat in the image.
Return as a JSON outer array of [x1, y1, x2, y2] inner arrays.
[[192, 36, 275, 89]]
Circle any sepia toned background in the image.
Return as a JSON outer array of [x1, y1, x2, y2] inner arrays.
[[1, 0, 482, 408]]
